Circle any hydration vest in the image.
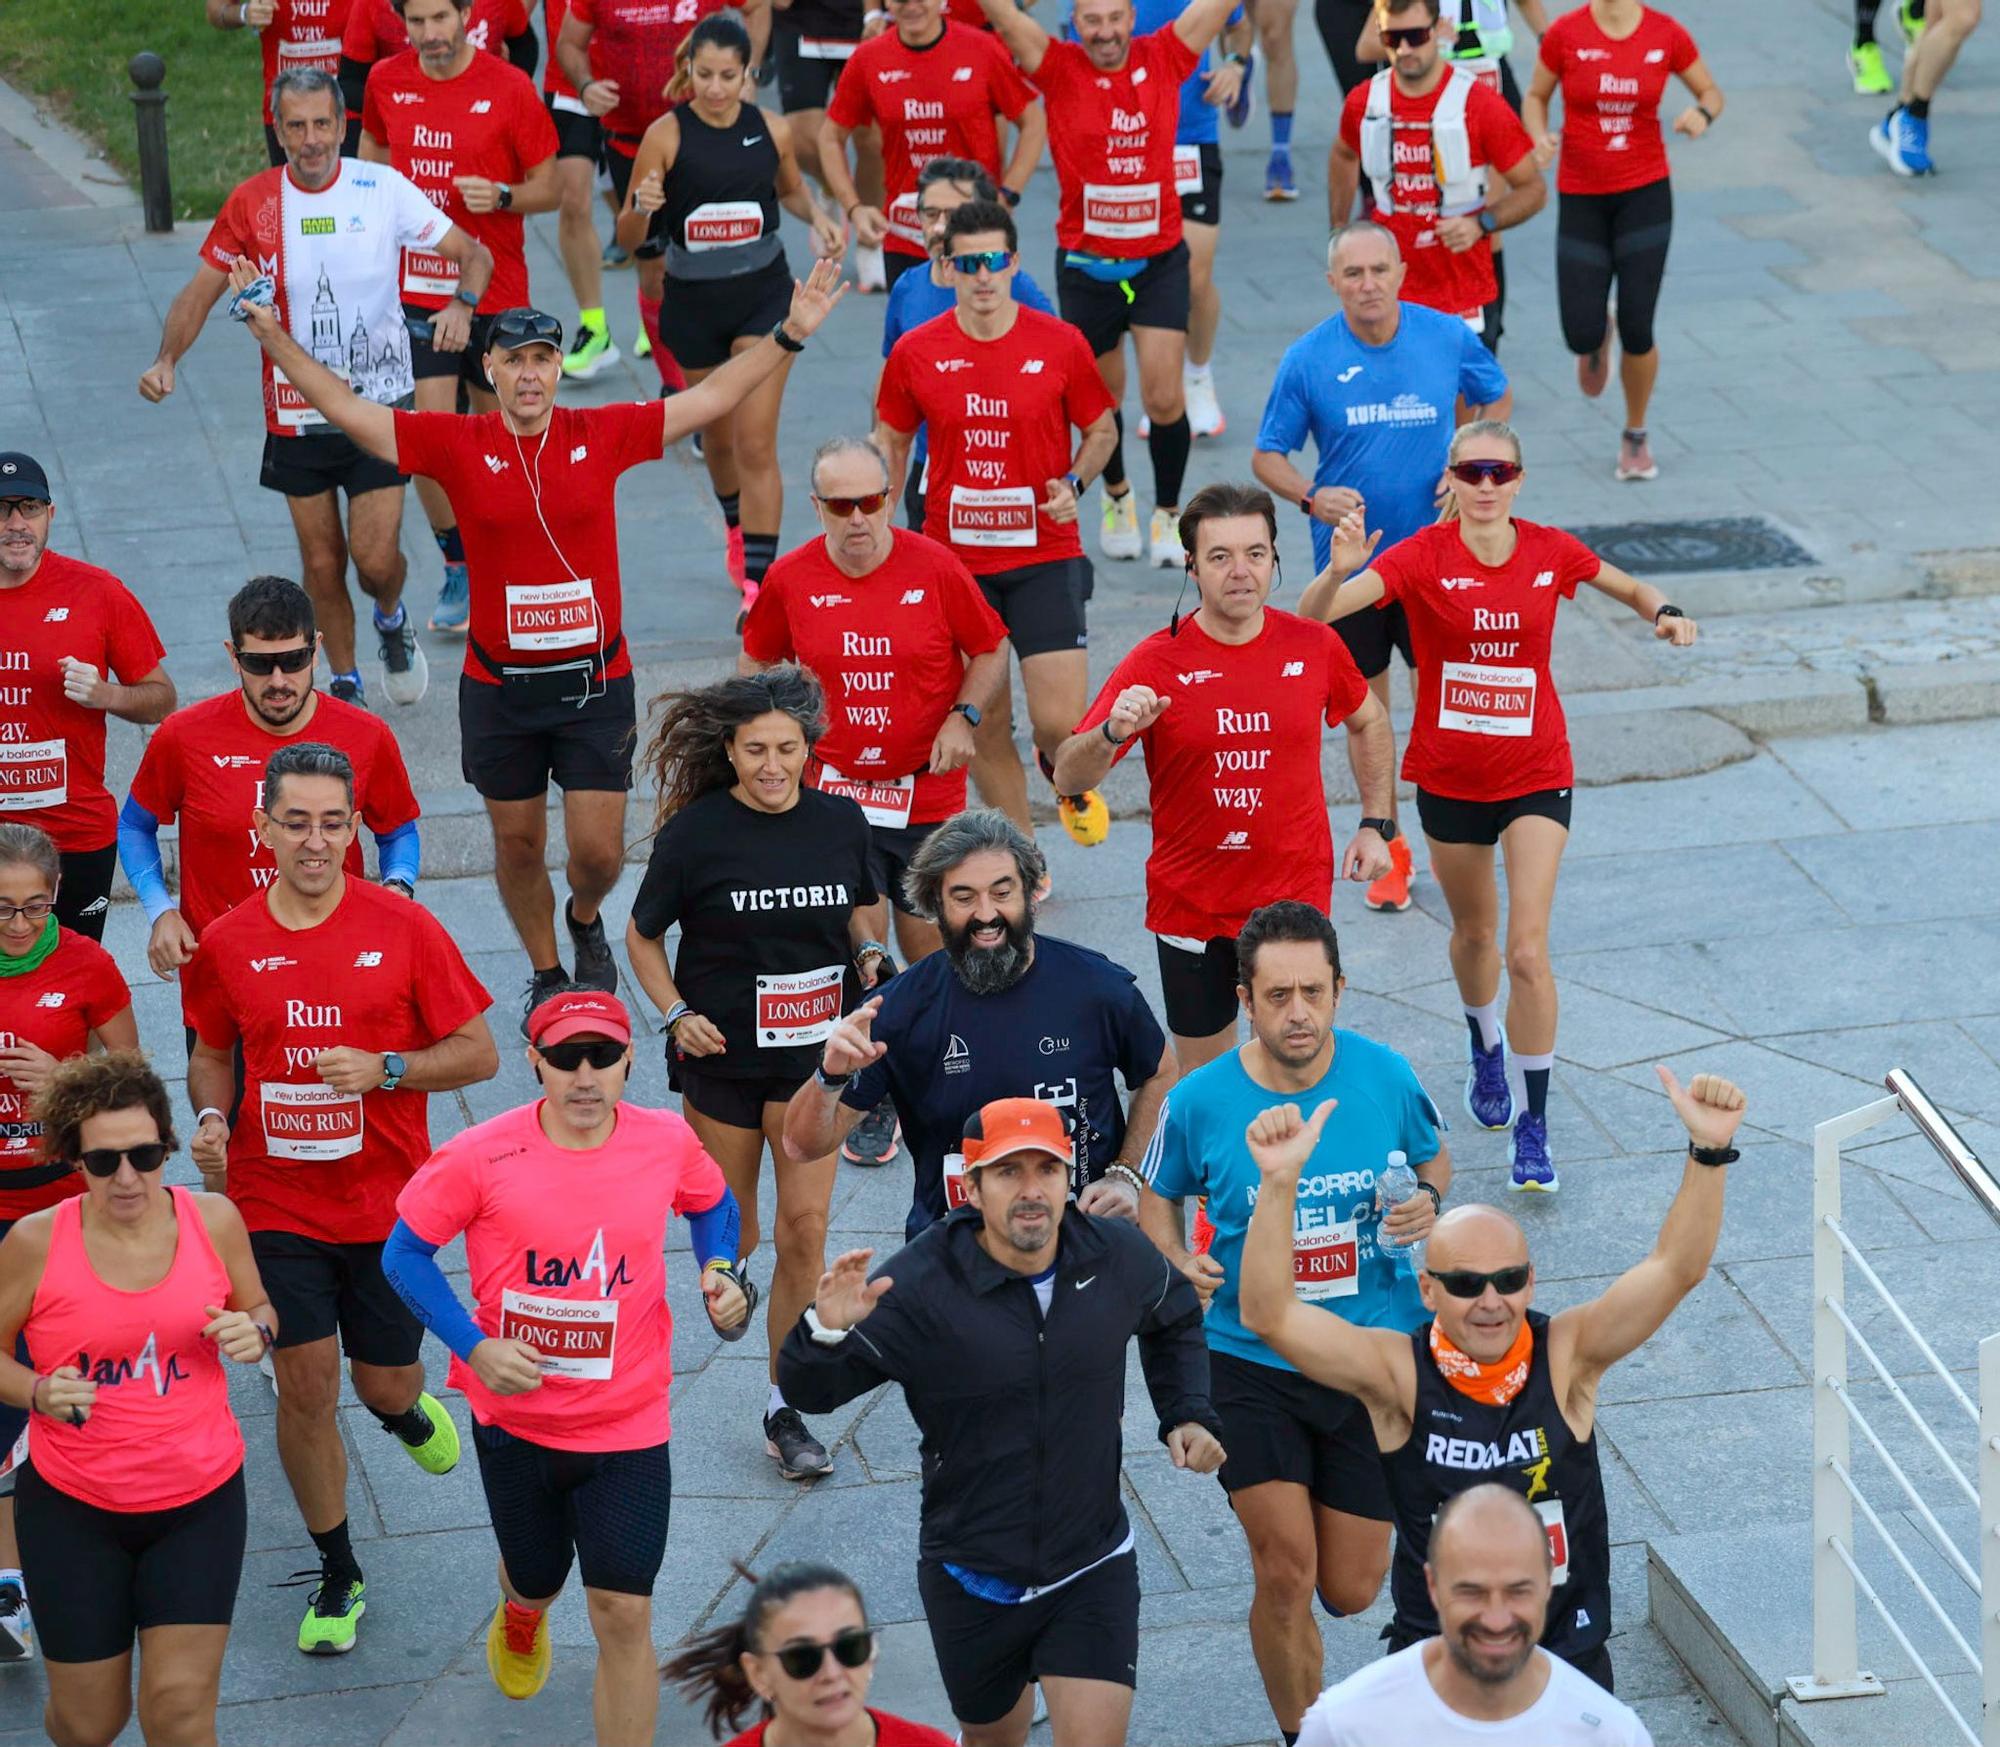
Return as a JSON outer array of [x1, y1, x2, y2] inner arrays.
[[1445, 0, 1514, 70], [1359, 66, 1488, 219]]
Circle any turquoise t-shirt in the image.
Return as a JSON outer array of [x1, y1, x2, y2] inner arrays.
[[1143, 1031, 1443, 1372]]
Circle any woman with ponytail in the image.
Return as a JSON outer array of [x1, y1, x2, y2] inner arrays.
[[1299, 419, 1697, 1193]]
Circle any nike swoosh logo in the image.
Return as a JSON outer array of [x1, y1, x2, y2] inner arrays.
[[1074, 1275, 1097, 1289], [1338, 365, 1363, 382], [743, 136, 761, 147]]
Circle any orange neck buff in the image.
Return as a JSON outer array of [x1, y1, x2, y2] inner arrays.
[[1429, 1317, 1534, 1408]]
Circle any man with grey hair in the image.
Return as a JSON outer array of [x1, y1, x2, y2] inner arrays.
[[783, 807, 1177, 1240], [1250, 218, 1509, 915], [140, 66, 494, 712]]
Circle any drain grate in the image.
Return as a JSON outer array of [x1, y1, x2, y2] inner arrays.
[[1566, 516, 1816, 576]]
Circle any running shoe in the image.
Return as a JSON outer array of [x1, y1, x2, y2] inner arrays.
[[487, 1598, 553, 1700], [764, 1406, 833, 1479], [1898, 0, 1926, 44], [855, 244, 887, 293], [1616, 431, 1659, 482], [725, 524, 748, 589], [1184, 365, 1226, 438], [562, 323, 620, 380], [1100, 489, 1143, 560], [1871, 106, 1934, 176], [1508, 1112, 1557, 1193], [428, 560, 470, 635], [1059, 789, 1111, 846], [1847, 40, 1894, 94], [634, 322, 652, 359], [1149, 506, 1185, 569], [1364, 833, 1414, 913], [376, 612, 429, 707], [1226, 49, 1255, 128], [330, 674, 365, 707], [0, 1580, 34, 1662], [735, 580, 761, 637], [1464, 1036, 1514, 1130], [1264, 147, 1298, 202], [602, 240, 632, 270], [389, 1390, 461, 1475], [566, 901, 617, 993], [709, 1262, 759, 1343], [1577, 335, 1610, 400], [842, 1101, 901, 1166], [294, 1566, 366, 1655], [520, 965, 572, 1038]]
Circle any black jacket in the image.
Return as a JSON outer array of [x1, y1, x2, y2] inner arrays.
[[779, 1207, 1221, 1587]]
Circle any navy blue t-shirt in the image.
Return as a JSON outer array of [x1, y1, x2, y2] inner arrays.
[[843, 935, 1168, 1239]]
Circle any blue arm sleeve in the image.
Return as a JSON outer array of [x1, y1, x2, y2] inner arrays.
[[374, 817, 422, 888], [117, 796, 176, 923], [382, 1219, 487, 1362], [686, 1186, 742, 1271]]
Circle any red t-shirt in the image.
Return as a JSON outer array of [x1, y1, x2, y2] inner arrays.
[[743, 529, 1007, 826], [544, 0, 580, 96], [1031, 29, 1198, 257], [342, 0, 528, 64], [1539, 5, 1699, 195], [181, 880, 492, 1244], [876, 307, 1114, 576], [1338, 73, 1532, 317], [126, 691, 420, 937], [0, 552, 166, 852], [1076, 610, 1370, 941], [826, 23, 1037, 259], [1371, 518, 1602, 801], [573, 0, 733, 147], [0, 931, 131, 1218], [725, 1714, 954, 1747], [394, 401, 665, 680], [257, 0, 356, 125], [362, 50, 560, 311]]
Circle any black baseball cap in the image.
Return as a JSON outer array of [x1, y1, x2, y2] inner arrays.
[[0, 454, 52, 501], [486, 308, 564, 353]]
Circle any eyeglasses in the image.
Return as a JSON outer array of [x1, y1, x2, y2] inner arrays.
[[1426, 1264, 1532, 1298], [949, 249, 1013, 275], [0, 498, 50, 522], [234, 645, 316, 676], [537, 1038, 628, 1072], [1447, 460, 1524, 486], [79, 1144, 169, 1178], [0, 898, 53, 924], [771, 1628, 876, 1681], [1381, 25, 1435, 47], [265, 814, 357, 841], [815, 491, 890, 518]]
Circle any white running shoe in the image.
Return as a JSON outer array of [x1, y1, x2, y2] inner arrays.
[[1149, 507, 1184, 568], [1184, 365, 1225, 437], [377, 612, 429, 707], [1100, 490, 1143, 560], [855, 244, 887, 292], [0, 1580, 35, 1662]]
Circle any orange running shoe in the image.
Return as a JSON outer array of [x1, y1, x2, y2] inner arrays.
[[1191, 1198, 1216, 1255], [1365, 834, 1414, 913]]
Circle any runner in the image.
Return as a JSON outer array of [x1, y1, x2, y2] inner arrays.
[[0, 823, 138, 1663], [874, 199, 1118, 844], [120, 576, 422, 989], [617, 12, 846, 629], [140, 67, 493, 708], [361, 0, 562, 634], [223, 259, 846, 1023], [818, 0, 1045, 294], [770, 0, 883, 289], [784, 809, 1175, 1240], [1313, 0, 1372, 113], [206, 0, 362, 162], [1140, 900, 1450, 1745], [1251, 222, 1509, 912], [664, 1562, 956, 1745], [1297, 1486, 1654, 1746], [0, 453, 174, 943], [778, 1095, 1226, 1747], [1524, 0, 1721, 482], [1871, 0, 1976, 172], [181, 740, 498, 1655], [974, 0, 1240, 568], [1327, 0, 1545, 353], [541, 0, 624, 380], [625, 666, 886, 1480], [338, 0, 536, 124], [382, 989, 746, 1743], [1049, 482, 1394, 1077], [1240, 1068, 1750, 1689], [1300, 422, 1698, 1190], [0, 1052, 271, 1744], [1848, 0, 1926, 93]]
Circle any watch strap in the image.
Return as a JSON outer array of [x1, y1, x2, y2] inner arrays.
[[1358, 815, 1399, 842], [804, 1304, 851, 1345], [1688, 1143, 1739, 1167]]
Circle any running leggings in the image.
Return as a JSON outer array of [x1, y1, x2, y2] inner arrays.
[[1555, 176, 1674, 359], [472, 1421, 671, 1599]]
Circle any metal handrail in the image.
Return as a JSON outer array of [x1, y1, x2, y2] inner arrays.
[[1886, 1069, 1999, 1228]]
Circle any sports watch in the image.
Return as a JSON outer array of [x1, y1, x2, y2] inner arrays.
[[495, 182, 513, 211], [1478, 208, 1499, 234], [1688, 1143, 1739, 1168], [952, 701, 982, 728], [1654, 604, 1686, 624], [380, 1052, 407, 1093], [1359, 816, 1399, 842]]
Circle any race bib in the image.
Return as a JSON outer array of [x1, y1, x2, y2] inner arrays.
[[261, 1080, 363, 1162], [887, 191, 923, 247], [1293, 1218, 1359, 1301], [755, 965, 845, 1047], [816, 763, 914, 829], [0, 738, 67, 812], [1081, 181, 1161, 242], [942, 1149, 969, 1209], [277, 34, 342, 70], [797, 34, 858, 57], [271, 365, 329, 431], [504, 579, 597, 651], [401, 248, 461, 299], [1172, 145, 1203, 195], [1534, 1498, 1570, 1585], [947, 484, 1037, 549], [499, 1288, 618, 1380], [1438, 660, 1535, 737], [684, 201, 766, 251]]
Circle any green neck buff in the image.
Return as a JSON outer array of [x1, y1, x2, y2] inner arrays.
[[0, 915, 59, 978]]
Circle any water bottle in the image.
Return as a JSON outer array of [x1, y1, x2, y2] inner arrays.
[[1376, 1150, 1422, 1277]]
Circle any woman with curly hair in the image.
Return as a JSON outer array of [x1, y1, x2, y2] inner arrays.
[[624, 665, 886, 1481]]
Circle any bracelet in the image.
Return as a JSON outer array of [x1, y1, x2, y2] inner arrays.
[[195, 1105, 226, 1129], [663, 1002, 691, 1035], [28, 1373, 44, 1417], [238, 0, 250, 21], [1102, 1162, 1145, 1196], [1101, 718, 1128, 747], [855, 940, 891, 964], [771, 320, 805, 354], [256, 1321, 276, 1352], [804, 1304, 851, 1345], [1414, 1181, 1443, 1212], [816, 1062, 853, 1091], [844, 200, 863, 218]]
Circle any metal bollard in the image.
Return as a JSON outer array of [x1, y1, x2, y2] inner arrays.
[[128, 52, 173, 233]]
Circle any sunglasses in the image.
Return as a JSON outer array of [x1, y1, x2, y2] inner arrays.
[[1426, 1264, 1532, 1298], [0, 898, 52, 924], [816, 491, 890, 518], [1382, 25, 1435, 47], [488, 308, 566, 352], [80, 1144, 170, 1178], [538, 1038, 628, 1072], [234, 645, 315, 676], [949, 249, 1013, 275], [1447, 460, 1524, 486], [772, 1628, 876, 1681]]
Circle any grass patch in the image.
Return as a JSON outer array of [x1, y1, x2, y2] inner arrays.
[[0, 0, 269, 219]]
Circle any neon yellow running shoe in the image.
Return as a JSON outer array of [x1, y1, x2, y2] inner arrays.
[[297, 1570, 365, 1655], [1058, 789, 1110, 847], [1898, 0, 1926, 45], [389, 1391, 461, 1476], [1848, 40, 1894, 93], [487, 1598, 554, 1700]]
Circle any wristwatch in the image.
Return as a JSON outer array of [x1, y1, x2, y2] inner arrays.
[[380, 1052, 407, 1093], [453, 285, 480, 309], [951, 701, 982, 727], [495, 182, 513, 211], [1654, 603, 1686, 623], [1300, 493, 1316, 517], [382, 877, 414, 898], [1359, 815, 1399, 842], [1000, 185, 1022, 209], [805, 1304, 851, 1345], [1065, 472, 1085, 497], [771, 320, 805, 353], [1477, 208, 1499, 234], [1688, 1143, 1739, 1167]]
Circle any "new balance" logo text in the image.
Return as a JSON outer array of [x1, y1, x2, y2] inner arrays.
[[42, 608, 67, 622], [1280, 661, 1305, 676], [900, 589, 926, 604], [353, 951, 384, 967]]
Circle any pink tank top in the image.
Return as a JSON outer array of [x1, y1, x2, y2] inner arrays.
[[25, 1186, 245, 1512]]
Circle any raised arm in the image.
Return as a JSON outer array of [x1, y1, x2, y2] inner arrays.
[[775, 1246, 905, 1412], [1049, 679, 1162, 795], [227, 260, 400, 462], [974, 0, 1053, 77], [780, 997, 882, 1162], [1173, 0, 1240, 56]]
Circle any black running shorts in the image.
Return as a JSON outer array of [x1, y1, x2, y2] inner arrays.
[[867, 817, 947, 918], [1333, 599, 1414, 681], [250, 1230, 425, 1366], [472, 1422, 671, 1597], [1055, 241, 1192, 356], [659, 258, 795, 371], [671, 1058, 812, 1131], [1154, 933, 1240, 1040], [545, 93, 603, 160], [1415, 784, 1573, 848], [974, 556, 1093, 659], [772, 19, 856, 112], [457, 671, 637, 801], [259, 426, 407, 500], [1179, 142, 1224, 227], [1211, 1347, 1393, 1518]]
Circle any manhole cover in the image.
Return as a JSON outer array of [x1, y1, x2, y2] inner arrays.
[[1565, 516, 1816, 576]]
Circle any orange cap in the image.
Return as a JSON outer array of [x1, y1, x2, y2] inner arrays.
[[960, 1097, 1073, 1172]]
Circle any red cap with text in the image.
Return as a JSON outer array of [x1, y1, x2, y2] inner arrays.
[[529, 989, 632, 1047]]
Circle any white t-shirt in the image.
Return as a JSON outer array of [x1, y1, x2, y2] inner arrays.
[[1298, 1644, 1653, 1747]]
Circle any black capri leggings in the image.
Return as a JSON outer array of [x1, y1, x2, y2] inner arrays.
[[1556, 177, 1674, 358]]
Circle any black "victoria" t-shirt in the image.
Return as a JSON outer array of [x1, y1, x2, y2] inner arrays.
[[631, 787, 878, 1082]]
